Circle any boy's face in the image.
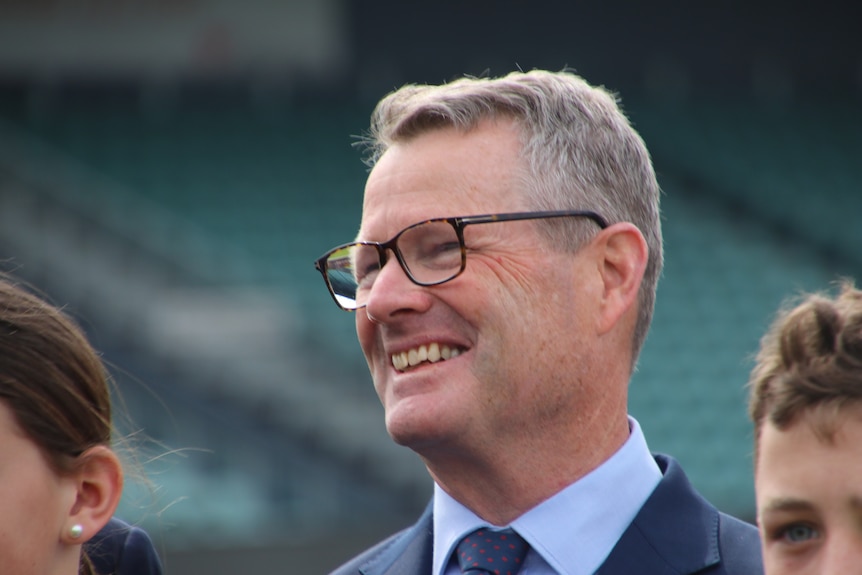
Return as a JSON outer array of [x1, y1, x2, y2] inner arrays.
[[756, 405, 862, 575]]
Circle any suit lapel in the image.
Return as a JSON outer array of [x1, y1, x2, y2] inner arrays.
[[358, 455, 726, 575], [596, 455, 721, 575], [360, 503, 434, 575]]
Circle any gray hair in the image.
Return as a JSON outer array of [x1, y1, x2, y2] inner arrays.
[[362, 69, 663, 368]]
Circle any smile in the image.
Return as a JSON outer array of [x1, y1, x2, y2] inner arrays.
[[391, 342, 463, 372]]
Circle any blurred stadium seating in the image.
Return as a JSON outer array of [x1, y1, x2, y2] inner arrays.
[[0, 87, 432, 570], [0, 3, 860, 572], [2, 86, 858, 537]]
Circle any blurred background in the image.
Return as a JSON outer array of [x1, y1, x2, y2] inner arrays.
[[0, 0, 860, 572]]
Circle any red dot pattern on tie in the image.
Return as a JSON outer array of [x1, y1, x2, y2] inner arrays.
[[456, 528, 529, 575]]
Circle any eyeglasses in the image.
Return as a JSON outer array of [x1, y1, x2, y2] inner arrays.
[[314, 210, 608, 311]]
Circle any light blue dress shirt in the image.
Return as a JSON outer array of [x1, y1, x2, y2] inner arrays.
[[433, 416, 662, 575]]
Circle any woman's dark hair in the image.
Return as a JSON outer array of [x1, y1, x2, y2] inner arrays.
[[0, 275, 113, 575]]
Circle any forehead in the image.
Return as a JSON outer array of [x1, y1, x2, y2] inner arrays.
[[359, 119, 526, 239], [756, 408, 862, 504]]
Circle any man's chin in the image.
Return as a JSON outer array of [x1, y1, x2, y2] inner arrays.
[[386, 420, 437, 449], [383, 388, 470, 451], [385, 411, 454, 451]]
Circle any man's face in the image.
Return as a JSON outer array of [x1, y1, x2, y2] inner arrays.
[[355, 119, 602, 457], [755, 406, 862, 575]]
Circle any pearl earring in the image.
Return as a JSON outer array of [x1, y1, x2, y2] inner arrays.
[[69, 524, 84, 539]]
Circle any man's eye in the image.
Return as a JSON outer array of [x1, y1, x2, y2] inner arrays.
[[416, 241, 462, 270], [355, 263, 380, 287], [352, 249, 381, 285], [433, 241, 461, 254]]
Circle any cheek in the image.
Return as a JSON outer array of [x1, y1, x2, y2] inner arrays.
[[355, 313, 374, 353], [473, 266, 561, 362], [0, 479, 61, 571], [355, 313, 385, 377]]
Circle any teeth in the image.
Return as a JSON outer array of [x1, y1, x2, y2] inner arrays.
[[427, 342, 440, 362], [392, 343, 462, 371], [392, 352, 408, 371]]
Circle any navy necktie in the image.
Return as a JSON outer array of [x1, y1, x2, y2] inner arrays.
[[456, 528, 529, 575]]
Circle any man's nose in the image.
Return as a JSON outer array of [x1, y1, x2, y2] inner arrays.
[[363, 253, 430, 320]]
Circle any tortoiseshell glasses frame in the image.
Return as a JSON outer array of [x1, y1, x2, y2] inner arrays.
[[314, 210, 608, 311]]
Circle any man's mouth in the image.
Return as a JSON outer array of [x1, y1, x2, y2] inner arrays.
[[391, 342, 464, 372]]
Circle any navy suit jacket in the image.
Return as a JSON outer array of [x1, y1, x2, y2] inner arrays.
[[329, 454, 763, 575], [85, 518, 164, 575]]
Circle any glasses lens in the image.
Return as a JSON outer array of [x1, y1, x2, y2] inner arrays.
[[397, 220, 463, 284], [323, 219, 464, 310], [324, 246, 361, 309]]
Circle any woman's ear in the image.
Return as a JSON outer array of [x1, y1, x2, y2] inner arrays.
[[60, 445, 123, 544], [593, 222, 648, 335]]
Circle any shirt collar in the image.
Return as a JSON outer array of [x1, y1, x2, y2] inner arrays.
[[432, 416, 662, 575]]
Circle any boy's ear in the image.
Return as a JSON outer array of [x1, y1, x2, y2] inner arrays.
[[60, 445, 123, 544]]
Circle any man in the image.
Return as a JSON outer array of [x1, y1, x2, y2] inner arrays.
[[315, 70, 762, 575], [749, 281, 862, 574]]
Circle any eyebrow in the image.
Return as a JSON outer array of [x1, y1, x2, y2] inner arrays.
[[762, 497, 862, 515], [760, 498, 816, 514]]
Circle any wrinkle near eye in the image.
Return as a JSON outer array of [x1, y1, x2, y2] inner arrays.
[[471, 250, 542, 292]]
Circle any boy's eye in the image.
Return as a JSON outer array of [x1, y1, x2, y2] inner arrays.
[[778, 523, 819, 544]]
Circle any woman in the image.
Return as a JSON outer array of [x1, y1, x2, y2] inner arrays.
[[0, 276, 162, 574], [749, 280, 862, 574]]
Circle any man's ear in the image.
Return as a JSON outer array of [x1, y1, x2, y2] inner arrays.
[[60, 445, 123, 544], [593, 222, 648, 335]]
